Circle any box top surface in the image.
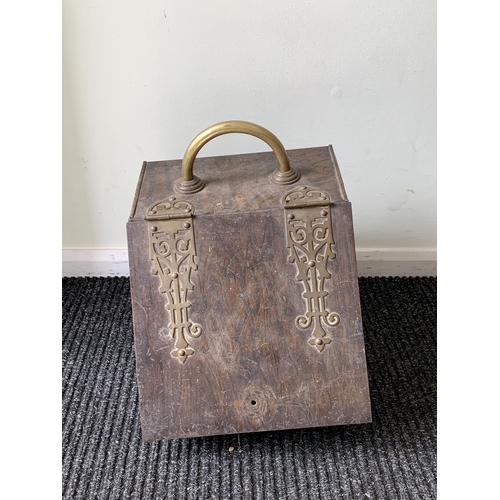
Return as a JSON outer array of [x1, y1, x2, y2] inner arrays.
[[129, 146, 348, 220]]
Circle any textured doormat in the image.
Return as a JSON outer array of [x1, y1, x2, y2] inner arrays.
[[62, 276, 436, 500]]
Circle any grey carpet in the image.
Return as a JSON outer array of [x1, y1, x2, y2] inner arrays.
[[62, 276, 436, 499]]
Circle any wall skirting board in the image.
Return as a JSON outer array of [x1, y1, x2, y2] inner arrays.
[[62, 248, 437, 278]]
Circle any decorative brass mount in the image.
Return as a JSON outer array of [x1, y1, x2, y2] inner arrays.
[[146, 197, 202, 363], [281, 186, 341, 351]]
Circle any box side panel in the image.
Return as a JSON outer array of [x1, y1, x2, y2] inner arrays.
[[126, 220, 160, 441], [328, 145, 348, 201], [129, 161, 147, 220]]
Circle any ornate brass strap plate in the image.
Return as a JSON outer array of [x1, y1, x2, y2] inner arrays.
[[281, 186, 341, 351], [146, 197, 202, 363]]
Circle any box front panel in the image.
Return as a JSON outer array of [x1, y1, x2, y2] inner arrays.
[[127, 199, 371, 441]]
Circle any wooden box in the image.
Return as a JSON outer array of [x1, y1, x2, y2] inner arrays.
[[127, 121, 372, 441]]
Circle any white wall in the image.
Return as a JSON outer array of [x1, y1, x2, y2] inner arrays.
[[62, 1, 436, 257]]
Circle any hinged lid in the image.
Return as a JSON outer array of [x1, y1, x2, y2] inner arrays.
[[129, 146, 348, 221]]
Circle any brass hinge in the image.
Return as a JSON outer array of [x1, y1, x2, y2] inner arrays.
[[281, 186, 341, 351], [146, 197, 202, 364]]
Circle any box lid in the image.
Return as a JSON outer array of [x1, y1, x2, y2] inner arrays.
[[129, 146, 348, 221]]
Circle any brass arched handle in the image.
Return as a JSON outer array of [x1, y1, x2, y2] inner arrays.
[[174, 120, 300, 194]]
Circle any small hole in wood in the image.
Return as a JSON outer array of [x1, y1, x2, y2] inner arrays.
[[251, 400, 257, 406]]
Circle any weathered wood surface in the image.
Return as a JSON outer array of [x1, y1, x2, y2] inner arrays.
[[127, 146, 371, 441]]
